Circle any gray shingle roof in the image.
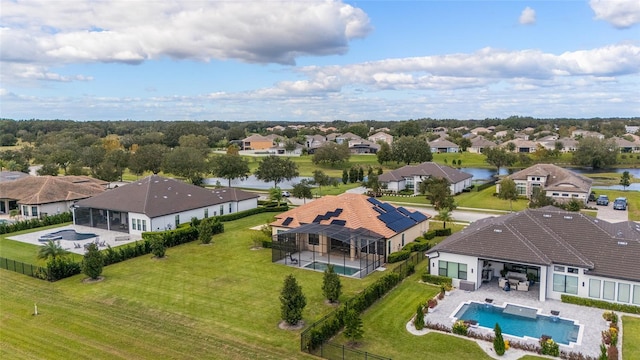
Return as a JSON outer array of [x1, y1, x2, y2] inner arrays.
[[429, 206, 640, 282], [379, 162, 472, 184], [503, 164, 592, 193], [74, 175, 258, 218]]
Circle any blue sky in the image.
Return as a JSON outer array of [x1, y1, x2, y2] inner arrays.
[[1, 0, 638, 122]]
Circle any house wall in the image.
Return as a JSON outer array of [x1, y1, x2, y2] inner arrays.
[[386, 220, 429, 259], [546, 265, 640, 305], [147, 200, 257, 233], [130, 212, 152, 235], [383, 180, 403, 193], [245, 140, 273, 150], [428, 252, 479, 289], [545, 189, 588, 204], [20, 200, 73, 219]]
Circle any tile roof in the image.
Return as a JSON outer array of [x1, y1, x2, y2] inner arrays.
[[429, 206, 640, 282], [0, 171, 29, 182], [428, 138, 459, 148], [74, 175, 258, 218], [503, 164, 592, 193], [0, 175, 106, 205], [379, 162, 473, 184], [270, 193, 429, 238]]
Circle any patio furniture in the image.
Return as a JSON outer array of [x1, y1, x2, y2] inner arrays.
[[498, 278, 508, 288], [287, 253, 298, 264], [485, 298, 493, 304], [516, 281, 529, 291], [551, 310, 560, 316]]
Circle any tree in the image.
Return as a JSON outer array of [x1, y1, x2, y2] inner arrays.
[[419, 177, 456, 210], [414, 303, 425, 330], [494, 323, 505, 356], [529, 187, 555, 208], [226, 144, 240, 155], [434, 207, 453, 229], [129, 143, 169, 175], [342, 169, 349, 184], [321, 265, 342, 303], [37, 240, 68, 260], [104, 149, 130, 181], [280, 274, 306, 325], [312, 142, 350, 166], [376, 141, 393, 164], [210, 154, 250, 187], [150, 235, 166, 258], [198, 220, 215, 244], [391, 136, 432, 165], [255, 156, 299, 188], [292, 180, 313, 204], [82, 242, 104, 280], [458, 137, 472, 152], [163, 146, 210, 185], [269, 187, 284, 206], [572, 137, 618, 169], [484, 147, 517, 173], [620, 171, 631, 191], [497, 178, 518, 212], [37, 163, 59, 176], [366, 173, 381, 196], [283, 139, 298, 153], [312, 170, 331, 196], [343, 309, 364, 345], [178, 134, 210, 157]]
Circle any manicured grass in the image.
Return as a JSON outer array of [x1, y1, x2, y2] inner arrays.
[[623, 316, 640, 360], [331, 261, 494, 359], [0, 213, 383, 359], [454, 185, 528, 211], [0, 223, 83, 265]]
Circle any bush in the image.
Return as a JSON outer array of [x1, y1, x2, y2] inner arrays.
[[540, 337, 559, 357], [46, 257, 81, 281], [434, 228, 452, 236], [607, 344, 619, 360], [494, 323, 505, 355], [217, 205, 288, 222], [387, 249, 411, 263], [423, 230, 436, 240], [561, 295, 640, 314], [0, 212, 73, 234], [82, 243, 104, 279], [452, 320, 468, 336], [421, 273, 453, 286], [414, 304, 425, 330]]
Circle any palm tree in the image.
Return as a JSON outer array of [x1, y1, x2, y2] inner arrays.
[[37, 240, 69, 260], [434, 208, 453, 229]]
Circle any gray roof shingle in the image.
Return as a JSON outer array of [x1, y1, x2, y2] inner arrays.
[[379, 162, 472, 184]]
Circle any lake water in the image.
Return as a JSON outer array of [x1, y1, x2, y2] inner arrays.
[[204, 175, 313, 190]]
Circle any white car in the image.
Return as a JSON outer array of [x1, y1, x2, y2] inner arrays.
[[281, 191, 291, 197]]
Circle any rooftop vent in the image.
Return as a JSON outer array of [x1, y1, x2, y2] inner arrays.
[[163, 196, 167, 199], [618, 241, 628, 246], [564, 216, 573, 220], [543, 214, 552, 218], [494, 229, 502, 233]]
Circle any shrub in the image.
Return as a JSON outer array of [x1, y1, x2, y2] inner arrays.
[[427, 298, 438, 308], [452, 320, 468, 336], [0, 212, 73, 234], [82, 243, 104, 279], [607, 344, 618, 360], [423, 230, 436, 240], [494, 323, 505, 355], [46, 257, 81, 281], [149, 235, 166, 258], [322, 265, 342, 303], [387, 249, 410, 263], [434, 228, 452, 236], [540, 337, 560, 357], [280, 274, 306, 325], [561, 295, 640, 314], [421, 273, 452, 286], [414, 304, 425, 330], [343, 309, 364, 344]]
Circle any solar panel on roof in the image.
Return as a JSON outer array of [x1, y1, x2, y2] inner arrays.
[[312, 215, 324, 223], [367, 197, 383, 206], [386, 218, 416, 232], [373, 206, 385, 214], [397, 207, 412, 216], [330, 219, 346, 226], [409, 212, 428, 222], [282, 217, 293, 226], [380, 203, 396, 213]]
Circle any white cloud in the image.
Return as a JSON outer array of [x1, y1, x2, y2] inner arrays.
[[590, 0, 640, 28], [519, 7, 536, 25], [0, 0, 371, 66]]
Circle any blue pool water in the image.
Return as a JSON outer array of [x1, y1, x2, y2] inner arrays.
[[304, 261, 360, 276], [454, 302, 580, 345], [46, 229, 97, 241]]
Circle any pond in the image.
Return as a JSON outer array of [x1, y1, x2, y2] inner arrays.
[[204, 175, 313, 190]]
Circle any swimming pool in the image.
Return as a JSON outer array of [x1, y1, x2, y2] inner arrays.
[[453, 302, 581, 345], [42, 229, 97, 241], [304, 261, 360, 276]]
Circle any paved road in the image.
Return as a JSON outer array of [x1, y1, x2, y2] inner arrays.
[[594, 201, 629, 223]]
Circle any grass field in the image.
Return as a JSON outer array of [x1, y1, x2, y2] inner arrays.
[[0, 223, 83, 265], [623, 316, 640, 360]]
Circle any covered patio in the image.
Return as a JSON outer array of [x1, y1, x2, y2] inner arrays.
[[272, 223, 386, 278], [73, 206, 129, 233]]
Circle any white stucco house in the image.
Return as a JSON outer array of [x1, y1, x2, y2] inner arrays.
[[378, 162, 473, 195], [427, 206, 640, 305], [73, 175, 259, 235]]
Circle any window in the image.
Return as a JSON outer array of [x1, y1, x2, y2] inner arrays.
[[405, 177, 414, 190], [633, 285, 640, 305], [516, 185, 527, 195], [22, 205, 29, 216], [220, 205, 224, 215], [567, 267, 579, 274], [137, 219, 141, 231], [438, 260, 467, 280], [552, 193, 559, 196], [229, 204, 232, 213], [554, 266, 565, 272], [572, 194, 578, 197], [618, 283, 630, 303], [553, 274, 578, 294], [204, 209, 208, 218], [401, 234, 405, 247], [603, 281, 615, 300], [308, 234, 319, 246], [388, 241, 391, 256], [31, 206, 38, 217], [562, 193, 569, 197], [142, 220, 147, 232], [175, 215, 179, 228], [589, 279, 601, 298]]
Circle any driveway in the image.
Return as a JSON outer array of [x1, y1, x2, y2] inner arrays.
[[595, 202, 628, 223]]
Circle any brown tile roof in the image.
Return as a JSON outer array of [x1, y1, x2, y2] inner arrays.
[[74, 175, 258, 218], [379, 162, 472, 184], [271, 193, 429, 238], [503, 164, 592, 193], [0, 175, 106, 205], [429, 206, 640, 282]]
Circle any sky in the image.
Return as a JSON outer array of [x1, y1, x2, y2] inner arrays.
[[1, 0, 639, 122]]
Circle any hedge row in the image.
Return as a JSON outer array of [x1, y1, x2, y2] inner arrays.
[[561, 294, 640, 314], [421, 273, 453, 287], [422, 228, 452, 240], [304, 272, 402, 351], [0, 212, 73, 234], [217, 205, 288, 222], [387, 238, 431, 264], [34, 256, 82, 281]]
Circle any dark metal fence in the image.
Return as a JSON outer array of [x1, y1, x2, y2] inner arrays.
[[0, 257, 45, 278], [300, 251, 427, 360]]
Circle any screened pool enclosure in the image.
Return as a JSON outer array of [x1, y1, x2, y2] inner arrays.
[[272, 223, 386, 278]]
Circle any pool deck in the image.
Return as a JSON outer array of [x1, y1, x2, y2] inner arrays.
[[7, 225, 142, 254], [418, 278, 614, 358]]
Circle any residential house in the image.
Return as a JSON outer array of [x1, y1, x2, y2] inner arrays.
[[428, 138, 460, 153], [427, 206, 640, 304], [0, 175, 107, 218], [368, 131, 394, 146], [242, 134, 279, 150], [470, 127, 493, 135], [612, 137, 639, 153], [270, 193, 429, 276], [379, 162, 473, 195], [497, 164, 592, 204], [501, 138, 538, 153], [571, 130, 605, 139], [73, 175, 259, 235], [468, 136, 497, 154], [0, 170, 29, 183], [348, 138, 380, 154], [625, 125, 639, 134], [335, 132, 362, 145]]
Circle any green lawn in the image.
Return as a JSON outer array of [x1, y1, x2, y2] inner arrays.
[[0, 223, 83, 265], [623, 316, 640, 360], [0, 213, 382, 359]]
